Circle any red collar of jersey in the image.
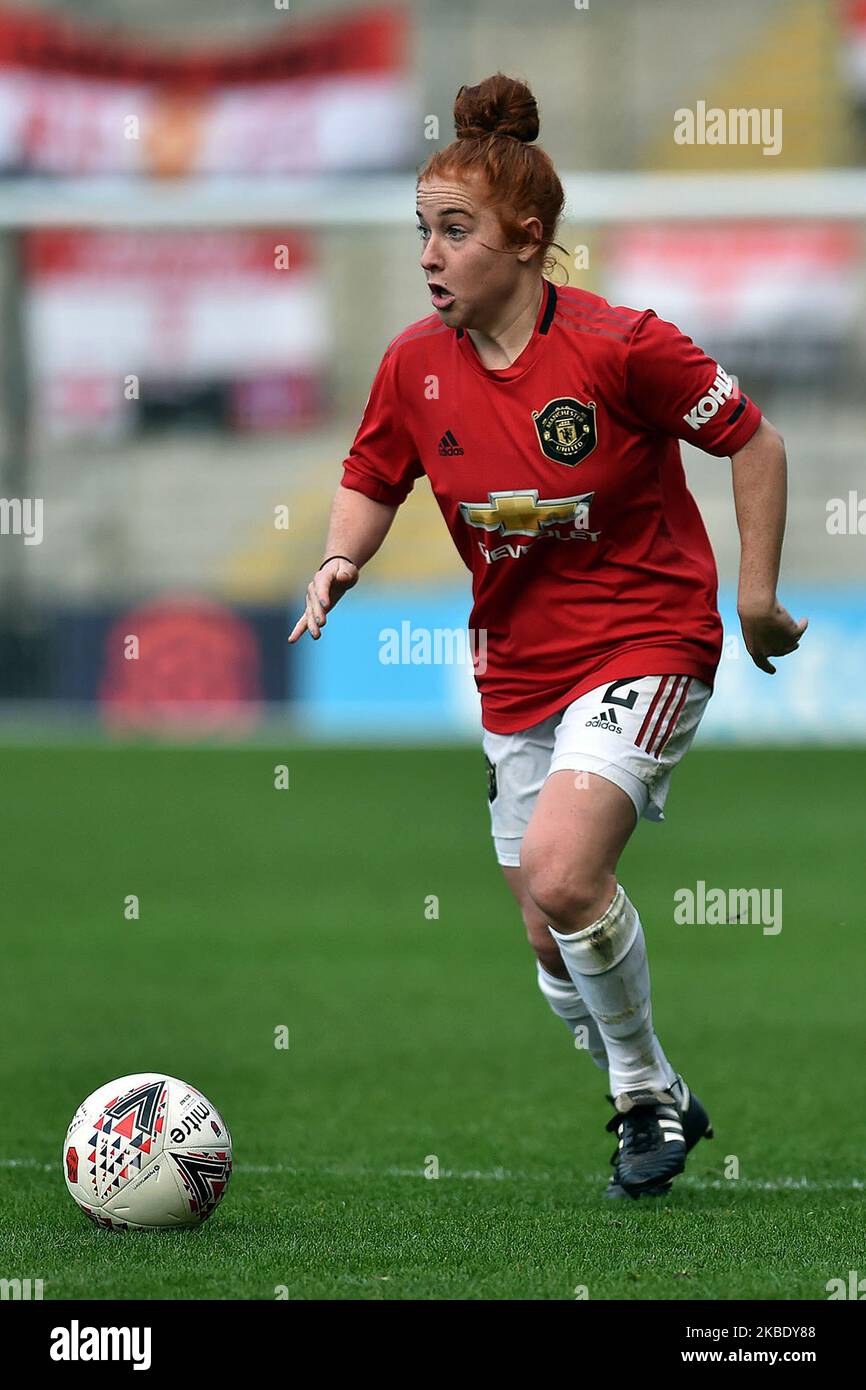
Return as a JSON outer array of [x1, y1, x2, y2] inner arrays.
[[455, 278, 557, 383]]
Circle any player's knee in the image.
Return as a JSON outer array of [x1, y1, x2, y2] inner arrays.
[[521, 847, 612, 928]]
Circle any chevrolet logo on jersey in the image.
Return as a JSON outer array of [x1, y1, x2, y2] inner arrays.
[[460, 489, 594, 537], [531, 397, 597, 465]]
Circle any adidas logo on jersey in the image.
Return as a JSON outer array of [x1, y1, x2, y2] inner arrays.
[[585, 707, 622, 733], [438, 430, 464, 456]]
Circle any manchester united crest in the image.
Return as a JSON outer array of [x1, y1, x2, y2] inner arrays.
[[531, 397, 597, 466], [485, 754, 497, 803]]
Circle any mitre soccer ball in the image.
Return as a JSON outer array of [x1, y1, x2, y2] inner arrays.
[[63, 1073, 232, 1231]]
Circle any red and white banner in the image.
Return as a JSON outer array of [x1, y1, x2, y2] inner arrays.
[[0, 6, 412, 174], [603, 222, 862, 344], [26, 228, 328, 435]]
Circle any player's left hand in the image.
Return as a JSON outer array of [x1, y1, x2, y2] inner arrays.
[[737, 597, 808, 674]]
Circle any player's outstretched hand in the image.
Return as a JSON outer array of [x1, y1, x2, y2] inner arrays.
[[288, 557, 359, 642], [738, 597, 808, 674]]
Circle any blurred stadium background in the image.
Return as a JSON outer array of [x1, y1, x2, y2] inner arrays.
[[0, 0, 864, 743]]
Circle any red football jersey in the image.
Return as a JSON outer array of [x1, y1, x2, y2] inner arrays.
[[339, 279, 762, 733]]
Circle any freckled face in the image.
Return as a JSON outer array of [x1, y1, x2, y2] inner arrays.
[[416, 175, 526, 328]]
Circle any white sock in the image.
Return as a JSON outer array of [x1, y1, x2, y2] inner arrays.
[[547, 884, 677, 1097], [536, 961, 608, 1071]]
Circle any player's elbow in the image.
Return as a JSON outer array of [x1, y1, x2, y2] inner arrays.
[[733, 417, 784, 461], [758, 417, 785, 451]]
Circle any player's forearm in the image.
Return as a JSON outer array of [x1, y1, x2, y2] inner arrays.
[[321, 483, 398, 570], [730, 420, 787, 615]]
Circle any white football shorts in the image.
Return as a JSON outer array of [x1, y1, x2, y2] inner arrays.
[[481, 673, 712, 867]]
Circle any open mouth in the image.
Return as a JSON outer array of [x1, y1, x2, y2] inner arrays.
[[428, 282, 456, 309]]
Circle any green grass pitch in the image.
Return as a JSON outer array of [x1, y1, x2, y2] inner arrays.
[[0, 742, 861, 1300]]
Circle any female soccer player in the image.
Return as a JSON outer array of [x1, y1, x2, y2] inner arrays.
[[289, 73, 806, 1198]]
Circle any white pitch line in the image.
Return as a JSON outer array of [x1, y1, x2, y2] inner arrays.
[[391, 1170, 866, 1191], [3, 1156, 864, 1192]]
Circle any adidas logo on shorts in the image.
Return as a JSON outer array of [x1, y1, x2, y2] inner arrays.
[[585, 707, 622, 733]]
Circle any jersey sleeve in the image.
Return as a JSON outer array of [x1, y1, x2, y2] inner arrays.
[[339, 345, 425, 506], [623, 310, 762, 457]]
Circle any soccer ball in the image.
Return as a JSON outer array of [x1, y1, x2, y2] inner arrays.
[[63, 1073, 232, 1231]]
